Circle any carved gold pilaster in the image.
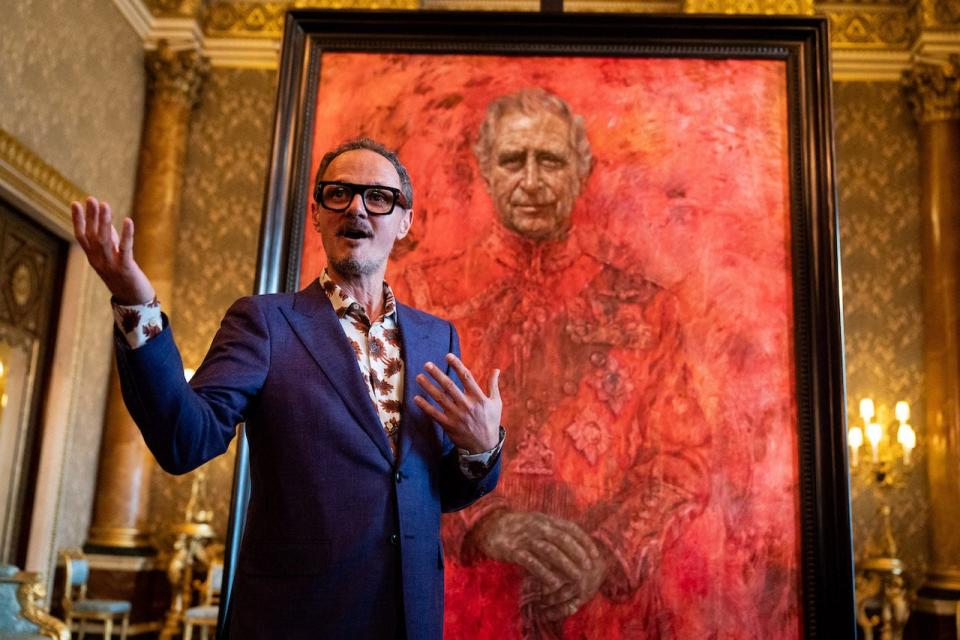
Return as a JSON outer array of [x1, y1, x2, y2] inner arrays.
[[87, 42, 208, 552], [902, 57, 960, 592], [904, 56, 960, 122]]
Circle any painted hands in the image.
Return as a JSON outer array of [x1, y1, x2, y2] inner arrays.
[[414, 353, 502, 454], [475, 510, 606, 621], [71, 197, 155, 305]]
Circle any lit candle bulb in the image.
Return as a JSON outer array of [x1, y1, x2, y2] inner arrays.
[[898, 423, 916, 465], [848, 426, 864, 467], [895, 401, 910, 423], [860, 398, 875, 423], [866, 422, 883, 463]]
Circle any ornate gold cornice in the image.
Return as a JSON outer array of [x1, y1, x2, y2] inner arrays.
[[146, 41, 210, 107], [203, 0, 418, 39], [821, 3, 917, 49], [921, 0, 960, 29], [144, 0, 204, 18], [684, 0, 812, 14], [0, 129, 85, 227], [902, 55, 960, 122]]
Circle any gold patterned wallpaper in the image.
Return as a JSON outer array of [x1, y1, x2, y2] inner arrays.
[[0, 0, 146, 554], [834, 82, 928, 588], [147, 68, 278, 539]]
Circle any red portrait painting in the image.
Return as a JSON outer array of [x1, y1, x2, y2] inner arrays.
[[300, 52, 800, 639]]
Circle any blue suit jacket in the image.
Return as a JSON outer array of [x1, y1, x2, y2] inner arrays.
[[115, 280, 501, 639]]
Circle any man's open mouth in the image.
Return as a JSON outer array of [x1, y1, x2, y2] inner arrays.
[[338, 228, 373, 240]]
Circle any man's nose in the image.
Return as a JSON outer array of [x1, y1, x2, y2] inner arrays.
[[520, 155, 540, 191], [343, 192, 366, 216]]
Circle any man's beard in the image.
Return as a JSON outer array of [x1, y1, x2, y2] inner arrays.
[[331, 255, 384, 277]]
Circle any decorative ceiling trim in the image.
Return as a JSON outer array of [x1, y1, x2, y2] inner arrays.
[[109, 0, 960, 78], [0, 130, 84, 239], [832, 48, 913, 80]]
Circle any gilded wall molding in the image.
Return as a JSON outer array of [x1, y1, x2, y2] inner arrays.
[[902, 55, 960, 122], [144, 0, 204, 19], [821, 3, 917, 49], [204, 0, 418, 39], [684, 0, 812, 14], [921, 0, 960, 29], [0, 129, 84, 238]]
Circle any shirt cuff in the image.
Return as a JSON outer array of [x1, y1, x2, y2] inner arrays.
[[458, 426, 505, 480], [111, 297, 163, 349]]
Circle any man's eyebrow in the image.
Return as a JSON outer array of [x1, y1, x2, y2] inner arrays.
[[536, 151, 568, 164], [497, 150, 526, 164]]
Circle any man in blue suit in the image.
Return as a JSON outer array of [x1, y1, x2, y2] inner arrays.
[[71, 139, 504, 639]]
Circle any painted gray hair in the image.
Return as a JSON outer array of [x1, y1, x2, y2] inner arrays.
[[474, 87, 592, 186]]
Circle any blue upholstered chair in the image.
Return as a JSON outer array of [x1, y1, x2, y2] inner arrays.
[[182, 561, 222, 640], [58, 549, 129, 640], [0, 564, 70, 640]]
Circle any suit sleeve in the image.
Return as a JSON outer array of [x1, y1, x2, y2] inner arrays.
[[437, 321, 502, 513], [115, 296, 270, 475]]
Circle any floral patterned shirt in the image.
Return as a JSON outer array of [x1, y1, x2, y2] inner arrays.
[[319, 269, 404, 455]]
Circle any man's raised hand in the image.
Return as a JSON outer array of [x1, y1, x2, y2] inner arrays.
[[71, 197, 155, 305], [414, 353, 501, 454]]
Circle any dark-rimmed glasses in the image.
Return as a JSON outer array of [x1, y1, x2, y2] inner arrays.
[[314, 181, 406, 216]]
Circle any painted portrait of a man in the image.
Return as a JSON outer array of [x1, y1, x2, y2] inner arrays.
[[301, 52, 802, 639]]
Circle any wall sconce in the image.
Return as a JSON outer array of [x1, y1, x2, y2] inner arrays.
[[849, 398, 916, 482]]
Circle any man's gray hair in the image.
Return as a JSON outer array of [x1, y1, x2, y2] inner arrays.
[[474, 87, 593, 185], [316, 137, 414, 209]]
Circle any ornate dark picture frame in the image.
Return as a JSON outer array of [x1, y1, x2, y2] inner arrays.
[[222, 10, 853, 638]]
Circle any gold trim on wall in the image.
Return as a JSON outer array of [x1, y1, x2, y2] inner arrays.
[[0, 129, 85, 237], [684, 0, 813, 15], [821, 3, 917, 49]]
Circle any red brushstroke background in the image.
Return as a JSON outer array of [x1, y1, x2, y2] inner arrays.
[[301, 53, 800, 639]]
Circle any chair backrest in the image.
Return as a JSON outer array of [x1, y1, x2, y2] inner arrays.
[[59, 548, 88, 610], [204, 561, 224, 607], [0, 564, 41, 636]]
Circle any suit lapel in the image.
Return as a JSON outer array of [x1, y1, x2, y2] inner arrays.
[[279, 280, 394, 464], [396, 304, 436, 465]]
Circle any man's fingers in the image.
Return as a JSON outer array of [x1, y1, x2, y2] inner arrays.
[[422, 363, 469, 409], [489, 368, 501, 401], [530, 538, 583, 586], [541, 599, 581, 622], [540, 582, 579, 607], [119, 218, 135, 263], [413, 395, 453, 428], [415, 372, 460, 415], [543, 516, 601, 561], [71, 202, 89, 250], [96, 202, 114, 254], [515, 550, 564, 593], [444, 353, 485, 397]]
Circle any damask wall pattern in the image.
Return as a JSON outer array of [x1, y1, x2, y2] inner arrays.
[[0, 0, 144, 221], [834, 81, 928, 589], [148, 68, 278, 539]]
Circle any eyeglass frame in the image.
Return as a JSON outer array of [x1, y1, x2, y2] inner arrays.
[[314, 181, 408, 216]]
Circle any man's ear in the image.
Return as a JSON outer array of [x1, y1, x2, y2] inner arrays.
[[397, 208, 414, 240], [309, 201, 320, 231]]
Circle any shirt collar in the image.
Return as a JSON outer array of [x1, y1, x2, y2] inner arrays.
[[319, 269, 397, 324]]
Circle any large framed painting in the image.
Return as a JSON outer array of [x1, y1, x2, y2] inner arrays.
[[222, 10, 853, 639]]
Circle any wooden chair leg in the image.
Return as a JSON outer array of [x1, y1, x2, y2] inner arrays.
[[78, 618, 86, 640], [184, 622, 194, 640], [120, 613, 129, 640], [104, 616, 113, 639], [201, 625, 209, 640]]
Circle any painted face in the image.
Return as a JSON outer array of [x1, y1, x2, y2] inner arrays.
[[311, 149, 412, 277], [485, 110, 580, 241]]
